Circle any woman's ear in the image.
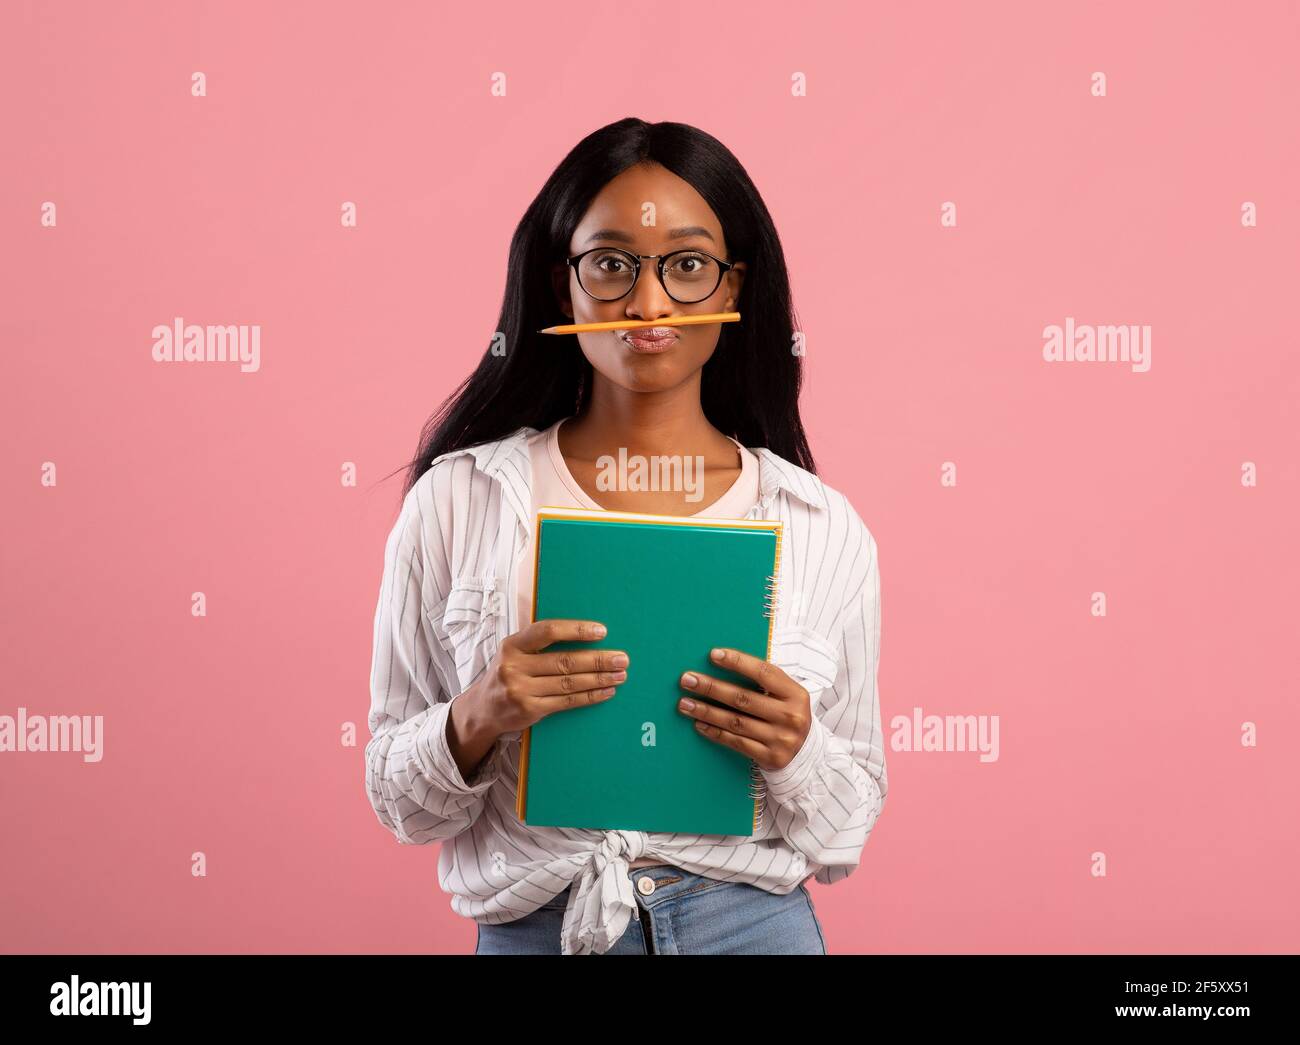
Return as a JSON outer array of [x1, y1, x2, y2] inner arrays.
[[722, 260, 746, 311], [551, 262, 574, 320]]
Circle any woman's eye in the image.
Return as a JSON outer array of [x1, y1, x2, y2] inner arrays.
[[668, 254, 706, 272]]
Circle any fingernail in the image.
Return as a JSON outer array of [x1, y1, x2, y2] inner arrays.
[[681, 672, 698, 687], [710, 648, 725, 662], [611, 653, 629, 668], [610, 670, 627, 682], [679, 698, 695, 711], [599, 687, 616, 697], [592, 624, 607, 638]]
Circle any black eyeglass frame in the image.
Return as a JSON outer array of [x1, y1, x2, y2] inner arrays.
[[565, 246, 736, 304]]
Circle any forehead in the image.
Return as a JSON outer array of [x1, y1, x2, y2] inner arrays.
[[571, 163, 723, 249]]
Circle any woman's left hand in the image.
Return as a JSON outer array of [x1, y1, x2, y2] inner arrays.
[[677, 647, 811, 772]]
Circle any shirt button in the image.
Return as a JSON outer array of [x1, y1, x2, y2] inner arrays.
[[636, 875, 656, 896]]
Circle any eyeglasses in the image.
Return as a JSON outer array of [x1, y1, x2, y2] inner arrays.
[[565, 246, 735, 305]]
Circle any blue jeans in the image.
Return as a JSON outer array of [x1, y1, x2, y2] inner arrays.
[[474, 864, 828, 954]]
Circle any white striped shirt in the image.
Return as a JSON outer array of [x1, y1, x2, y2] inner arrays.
[[365, 426, 888, 954]]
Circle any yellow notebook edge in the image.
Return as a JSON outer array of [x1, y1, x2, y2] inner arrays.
[[753, 518, 783, 834], [515, 506, 785, 834]]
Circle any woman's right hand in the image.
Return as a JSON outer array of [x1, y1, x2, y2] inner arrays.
[[447, 620, 627, 782], [471, 618, 629, 732]]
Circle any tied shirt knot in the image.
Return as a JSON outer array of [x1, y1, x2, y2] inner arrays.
[[559, 830, 649, 955]]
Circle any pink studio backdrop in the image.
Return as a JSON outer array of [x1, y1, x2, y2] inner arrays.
[[2, 1, 1297, 954]]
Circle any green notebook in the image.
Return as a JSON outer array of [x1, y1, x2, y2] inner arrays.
[[517, 506, 783, 836]]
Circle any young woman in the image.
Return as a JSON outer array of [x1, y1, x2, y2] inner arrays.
[[365, 118, 888, 955]]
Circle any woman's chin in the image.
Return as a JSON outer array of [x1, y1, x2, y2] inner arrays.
[[582, 341, 713, 397], [615, 359, 694, 393]]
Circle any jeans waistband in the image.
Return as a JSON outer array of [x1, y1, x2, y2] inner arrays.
[[547, 863, 739, 912]]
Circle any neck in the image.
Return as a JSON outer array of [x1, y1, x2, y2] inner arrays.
[[560, 372, 735, 464]]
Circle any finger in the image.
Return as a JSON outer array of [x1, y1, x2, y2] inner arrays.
[[510, 619, 607, 653], [527, 669, 628, 698], [529, 648, 629, 676], [705, 647, 799, 698], [677, 687, 780, 743], [534, 686, 620, 713], [689, 718, 769, 762], [679, 670, 788, 725]]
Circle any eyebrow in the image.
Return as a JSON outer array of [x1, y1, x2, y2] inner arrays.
[[582, 226, 717, 247]]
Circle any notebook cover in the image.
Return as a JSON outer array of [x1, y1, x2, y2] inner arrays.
[[516, 507, 781, 836]]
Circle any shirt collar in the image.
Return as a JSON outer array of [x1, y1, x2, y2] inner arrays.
[[751, 447, 828, 511]]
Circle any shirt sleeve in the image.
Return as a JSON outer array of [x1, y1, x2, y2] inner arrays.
[[759, 523, 888, 885], [364, 476, 506, 845]]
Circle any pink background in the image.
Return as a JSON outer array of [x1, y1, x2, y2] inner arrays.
[[3, 0, 1297, 953]]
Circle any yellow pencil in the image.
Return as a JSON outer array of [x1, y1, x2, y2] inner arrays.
[[538, 312, 740, 335]]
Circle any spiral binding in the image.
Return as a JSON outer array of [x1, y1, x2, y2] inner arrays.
[[749, 760, 768, 832], [763, 574, 780, 620]]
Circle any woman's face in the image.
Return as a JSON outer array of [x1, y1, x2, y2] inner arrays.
[[554, 162, 746, 395]]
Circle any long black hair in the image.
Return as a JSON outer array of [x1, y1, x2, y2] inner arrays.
[[396, 117, 815, 498]]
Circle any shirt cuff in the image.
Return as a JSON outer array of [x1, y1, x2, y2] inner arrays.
[[416, 700, 503, 795], [760, 716, 829, 806]]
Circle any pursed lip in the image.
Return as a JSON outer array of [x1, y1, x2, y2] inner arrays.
[[618, 327, 681, 351]]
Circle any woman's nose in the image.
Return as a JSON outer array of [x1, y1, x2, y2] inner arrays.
[[624, 271, 676, 319]]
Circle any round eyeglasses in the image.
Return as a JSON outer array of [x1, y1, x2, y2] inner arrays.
[[566, 246, 735, 304]]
